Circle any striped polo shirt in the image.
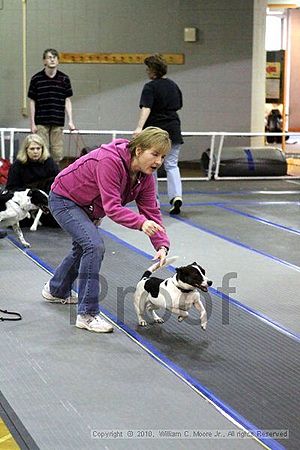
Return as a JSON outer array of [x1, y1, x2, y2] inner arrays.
[[28, 69, 73, 126]]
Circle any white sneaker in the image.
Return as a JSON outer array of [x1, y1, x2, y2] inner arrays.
[[42, 282, 78, 304], [76, 314, 114, 333]]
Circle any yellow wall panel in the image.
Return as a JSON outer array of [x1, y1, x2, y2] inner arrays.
[[59, 52, 184, 65]]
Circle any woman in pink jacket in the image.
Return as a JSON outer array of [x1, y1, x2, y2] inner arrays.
[[42, 127, 171, 333]]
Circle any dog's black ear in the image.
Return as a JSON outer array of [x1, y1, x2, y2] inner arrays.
[[27, 189, 33, 197], [175, 268, 182, 280], [192, 261, 197, 265], [0, 189, 13, 204]]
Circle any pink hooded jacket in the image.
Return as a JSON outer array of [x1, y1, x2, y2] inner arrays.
[[51, 138, 170, 250]]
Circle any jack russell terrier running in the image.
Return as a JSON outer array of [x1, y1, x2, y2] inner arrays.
[[133, 257, 212, 330]]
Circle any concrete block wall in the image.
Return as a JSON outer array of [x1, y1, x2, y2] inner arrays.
[[0, 0, 267, 160]]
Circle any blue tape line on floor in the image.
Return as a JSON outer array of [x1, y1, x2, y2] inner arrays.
[[162, 211, 300, 273], [214, 204, 300, 235], [99, 306, 285, 450]]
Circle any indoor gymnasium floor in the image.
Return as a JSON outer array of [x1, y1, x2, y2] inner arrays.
[[0, 178, 300, 450]]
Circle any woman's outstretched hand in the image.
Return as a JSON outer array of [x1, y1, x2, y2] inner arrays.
[[141, 220, 164, 237]]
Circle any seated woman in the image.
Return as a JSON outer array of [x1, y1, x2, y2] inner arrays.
[[6, 134, 59, 192], [6, 134, 59, 226]]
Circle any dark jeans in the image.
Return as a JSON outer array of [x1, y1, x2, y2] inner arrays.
[[49, 191, 105, 315]]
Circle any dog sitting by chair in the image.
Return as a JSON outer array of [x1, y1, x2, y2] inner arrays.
[[0, 188, 49, 247], [133, 257, 212, 330]]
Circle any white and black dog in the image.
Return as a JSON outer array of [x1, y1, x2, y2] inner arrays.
[[133, 257, 212, 330], [0, 188, 48, 247]]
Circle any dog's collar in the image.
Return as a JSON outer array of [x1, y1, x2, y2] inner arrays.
[[177, 286, 193, 293], [172, 277, 193, 293]]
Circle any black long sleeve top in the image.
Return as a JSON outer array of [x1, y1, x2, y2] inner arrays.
[[6, 158, 59, 192]]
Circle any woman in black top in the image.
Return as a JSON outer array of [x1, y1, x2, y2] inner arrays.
[[6, 133, 59, 193], [134, 54, 183, 214]]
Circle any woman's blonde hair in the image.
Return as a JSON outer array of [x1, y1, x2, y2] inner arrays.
[[129, 127, 171, 157], [17, 134, 50, 164]]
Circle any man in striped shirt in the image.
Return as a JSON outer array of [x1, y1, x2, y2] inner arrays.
[[28, 48, 76, 163]]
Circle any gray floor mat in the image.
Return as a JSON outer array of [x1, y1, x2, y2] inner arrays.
[[0, 391, 39, 449], [101, 236, 300, 450], [11, 228, 299, 450], [0, 238, 262, 450], [161, 205, 300, 267]]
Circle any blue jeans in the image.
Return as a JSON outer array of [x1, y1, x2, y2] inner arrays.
[[154, 143, 182, 201], [49, 191, 105, 315]]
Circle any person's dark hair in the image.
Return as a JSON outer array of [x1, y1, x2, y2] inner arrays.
[[43, 48, 59, 59], [144, 54, 167, 78]]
